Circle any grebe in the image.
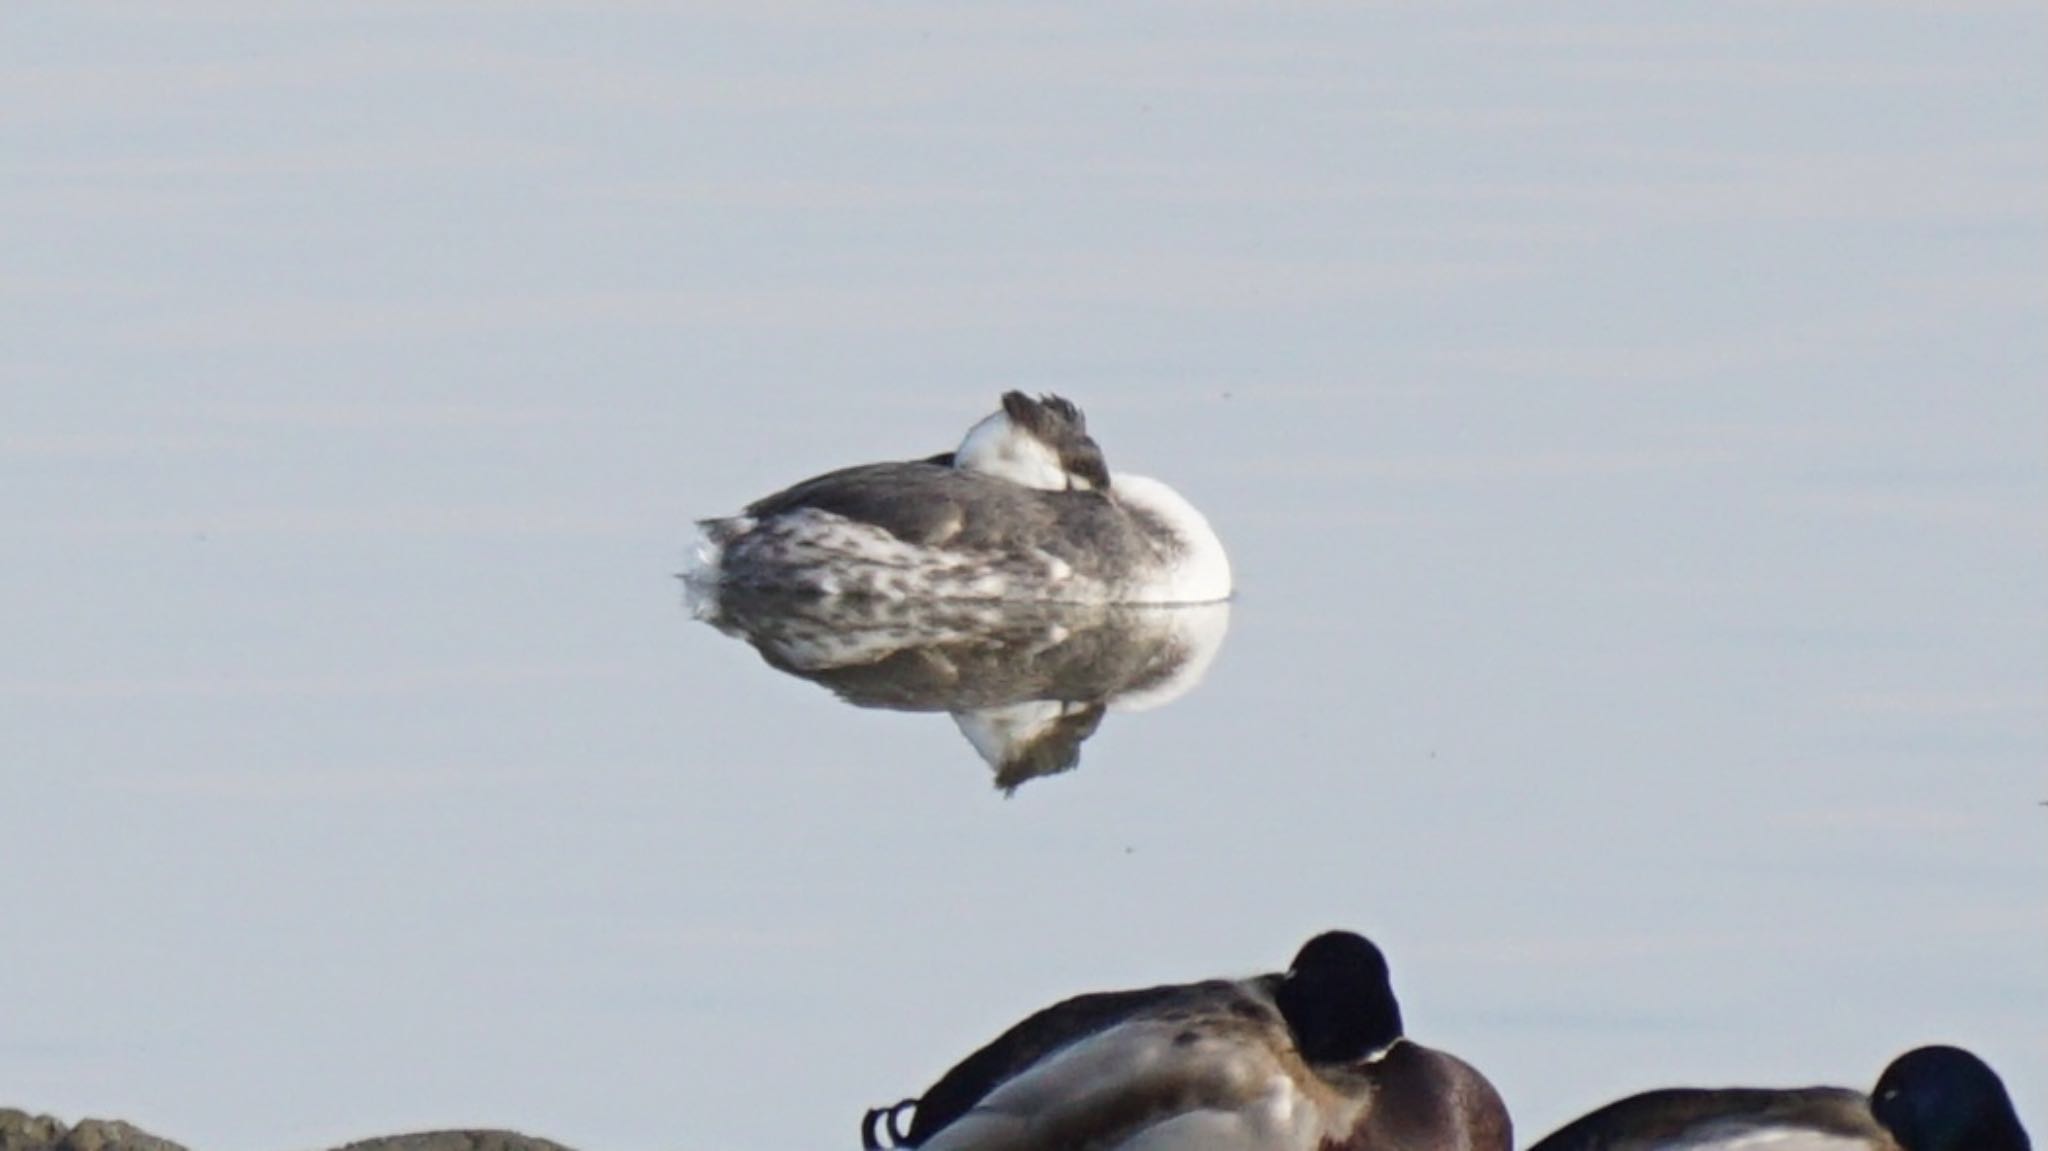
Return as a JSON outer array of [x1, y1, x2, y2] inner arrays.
[[694, 591, 1231, 791], [694, 392, 1231, 604], [1528, 1045, 2029, 1151], [862, 931, 1512, 1151]]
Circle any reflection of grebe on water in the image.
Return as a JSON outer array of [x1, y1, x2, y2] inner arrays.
[[692, 393, 1231, 605], [692, 589, 1231, 792]]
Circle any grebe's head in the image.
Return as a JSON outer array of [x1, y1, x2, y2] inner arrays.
[[1276, 930, 1404, 1064], [954, 392, 1111, 492]]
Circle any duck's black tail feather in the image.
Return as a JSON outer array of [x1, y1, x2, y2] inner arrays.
[[860, 1098, 919, 1149]]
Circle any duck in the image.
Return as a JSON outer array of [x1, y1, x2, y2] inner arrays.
[[693, 392, 1232, 604], [862, 930, 1512, 1151], [1526, 1044, 2030, 1151]]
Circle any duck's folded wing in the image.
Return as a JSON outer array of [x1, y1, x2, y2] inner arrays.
[[903, 979, 1263, 1145], [921, 1009, 1305, 1151], [1526, 1087, 1890, 1151]]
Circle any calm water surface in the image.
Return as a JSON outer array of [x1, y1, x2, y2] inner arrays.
[[2, 6, 2041, 1151]]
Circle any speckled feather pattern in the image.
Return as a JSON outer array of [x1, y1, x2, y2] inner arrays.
[[700, 462, 1192, 603]]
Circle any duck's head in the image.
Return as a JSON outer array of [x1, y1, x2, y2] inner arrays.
[[1275, 930, 1405, 1065], [1871, 1046, 2030, 1151], [954, 392, 1112, 493]]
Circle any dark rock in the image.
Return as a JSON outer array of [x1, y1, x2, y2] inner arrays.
[[2, 1113, 189, 1151], [1, 1110, 69, 1151], [59, 1121, 187, 1151], [3, 1111, 575, 1151], [0, 1112, 187, 1151]]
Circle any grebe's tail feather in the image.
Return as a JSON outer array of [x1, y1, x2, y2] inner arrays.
[[682, 517, 749, 615], [1001, 391, 1087, 439]]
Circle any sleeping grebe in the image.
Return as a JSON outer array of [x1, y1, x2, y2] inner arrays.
[[862, 931, 1512, 1151], [693, 393, 1231, 604]]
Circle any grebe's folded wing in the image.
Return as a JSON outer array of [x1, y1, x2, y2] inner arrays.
[[743, 461, 974, 546], [743, 462, 1095, 555], [895, 979, 1255, 1146]]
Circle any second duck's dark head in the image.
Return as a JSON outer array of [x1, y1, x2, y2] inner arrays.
[[1275, 930, 1405, 1064], [1871, 1045, 2030, 1151]]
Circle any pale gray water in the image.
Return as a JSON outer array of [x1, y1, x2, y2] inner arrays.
[[1, 5, 2041, 1151]]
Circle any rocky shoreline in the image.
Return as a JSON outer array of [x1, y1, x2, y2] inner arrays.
[[1, 1111, 577, 1151]]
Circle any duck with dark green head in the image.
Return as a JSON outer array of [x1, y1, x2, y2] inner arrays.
[[862, 930, 1511, 1151], [1871, 1046, 2030, 1151], [1527, 1044, 2029, 1151]]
